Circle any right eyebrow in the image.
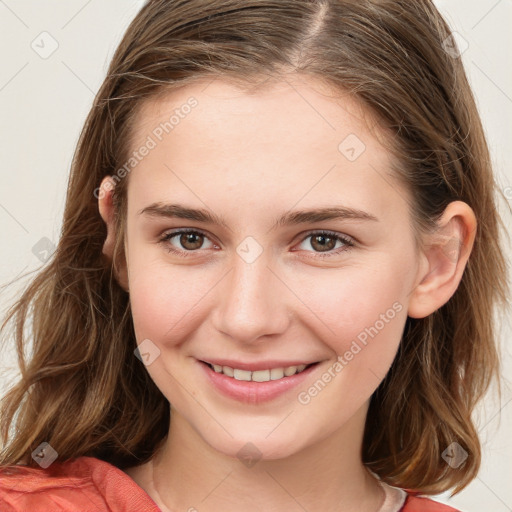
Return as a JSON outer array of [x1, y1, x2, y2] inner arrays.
[[138, 202, 379, 231], [138, 203, 230, 229]]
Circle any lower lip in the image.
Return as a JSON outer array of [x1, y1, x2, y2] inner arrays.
[[198, 360, 319, 404]]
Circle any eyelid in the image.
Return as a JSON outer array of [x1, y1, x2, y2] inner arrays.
[[295, 229, 356, 245], [159, 228, 356, 257], [292, 229, 356, 257], [160, 228, 218, 249]]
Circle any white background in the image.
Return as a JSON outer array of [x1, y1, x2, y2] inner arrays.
[[0, 1, 511, 510]]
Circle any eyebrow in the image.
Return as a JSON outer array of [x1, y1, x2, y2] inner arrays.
[[138, 202, 379, 230]]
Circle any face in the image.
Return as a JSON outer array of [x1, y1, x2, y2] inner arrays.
[[119, 75, 422, 460]]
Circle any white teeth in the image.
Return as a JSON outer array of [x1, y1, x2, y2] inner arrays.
[[284, 365, 297, 377], [233, 369, 252, 381], [270, 367, 284, 380], [222, 366, 234, 377], [209, 363, 310, 382], [252, 369, 270, 382]]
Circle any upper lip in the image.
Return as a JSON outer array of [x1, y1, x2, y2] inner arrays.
[[198, 358, 320, 371]]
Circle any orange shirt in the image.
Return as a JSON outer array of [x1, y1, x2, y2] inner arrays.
[[0, 456, 460, 511]]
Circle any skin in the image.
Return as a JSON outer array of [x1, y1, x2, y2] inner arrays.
[[98, 74, 476, 512]]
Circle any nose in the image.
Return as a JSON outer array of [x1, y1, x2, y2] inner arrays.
[[211, 251, 291, 344]]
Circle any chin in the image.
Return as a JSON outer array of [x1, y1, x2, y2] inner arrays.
[[203, 429, 309, 464]]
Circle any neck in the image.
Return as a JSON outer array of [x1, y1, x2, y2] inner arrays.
[[146, 404, 384, 512]]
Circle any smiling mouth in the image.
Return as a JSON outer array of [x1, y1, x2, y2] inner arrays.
[[201, 361, 318, 382]]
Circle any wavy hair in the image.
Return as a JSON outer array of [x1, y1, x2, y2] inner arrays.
[[1, 0, 510, 495]]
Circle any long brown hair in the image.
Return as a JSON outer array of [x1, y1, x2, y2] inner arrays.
[[1, 0, 509, 495]]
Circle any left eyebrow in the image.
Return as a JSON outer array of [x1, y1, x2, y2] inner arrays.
[[138, 202, 379, 231], [272, 206, 379, 230]]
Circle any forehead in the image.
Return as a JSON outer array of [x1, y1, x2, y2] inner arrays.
[[125, 75, 409, 225], [131, 73, 380, 148]]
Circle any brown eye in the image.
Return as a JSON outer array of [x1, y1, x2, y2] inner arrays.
[[179, 232, 204, 250], [161, 230, 215, 253], [310, 234, 337, 252], [295, 231, 355, 257]]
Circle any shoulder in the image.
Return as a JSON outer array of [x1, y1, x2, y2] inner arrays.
[[0, 455, 160, 512], [402, 492, 462, 511]]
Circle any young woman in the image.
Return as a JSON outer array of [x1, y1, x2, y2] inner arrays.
[[0, 1, 509, 511]]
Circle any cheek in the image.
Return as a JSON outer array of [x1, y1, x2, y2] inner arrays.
[[294, 264, 408, 414], [293, 257, 409, 358], [127, 255, 216, 344]]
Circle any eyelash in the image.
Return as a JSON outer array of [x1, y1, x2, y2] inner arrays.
[[159, 228, 355, 259]]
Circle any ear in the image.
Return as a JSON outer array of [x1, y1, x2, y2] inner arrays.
[[97, 176, 129, 292], [407, 201, 477, 319]]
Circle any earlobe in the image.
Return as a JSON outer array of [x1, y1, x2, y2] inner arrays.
[[97, 176, 129, 292], [407, 201, 477, 319]]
